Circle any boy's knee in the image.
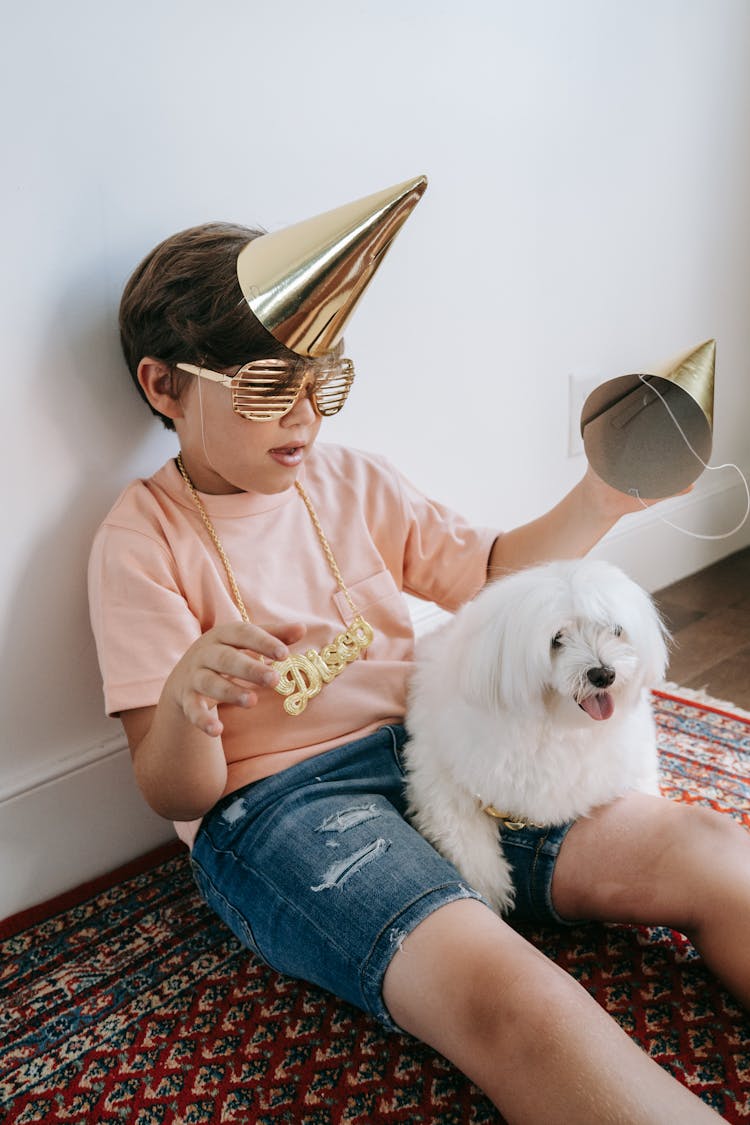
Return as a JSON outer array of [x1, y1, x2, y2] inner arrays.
[[383, 900, 526, 1033], [465, 952, 570, 1041], [673, 803, 746, 863], [385, 899, 579, 1053], [439, 940, 601, 1083], [665, 804, 749, 925]]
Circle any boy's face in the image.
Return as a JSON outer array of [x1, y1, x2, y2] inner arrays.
[[174, 367, 323, 495]]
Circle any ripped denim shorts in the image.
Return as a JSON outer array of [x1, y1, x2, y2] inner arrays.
[[190, 724, 572, 1029]]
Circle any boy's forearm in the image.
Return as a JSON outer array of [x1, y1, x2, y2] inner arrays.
[[132, 694, 228, 822], [487, 470, 623, 579], [124, 621, 299, 822]]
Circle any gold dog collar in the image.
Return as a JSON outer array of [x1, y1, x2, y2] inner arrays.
[[479, 801, 547, 831]]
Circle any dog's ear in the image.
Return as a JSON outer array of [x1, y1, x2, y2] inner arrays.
[[623, 586, 670, 685], [458, 578, 554, 711]]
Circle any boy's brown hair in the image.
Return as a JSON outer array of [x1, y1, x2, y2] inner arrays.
[[119, 222, 294, 430]]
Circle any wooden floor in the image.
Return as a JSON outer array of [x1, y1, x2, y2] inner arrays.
[[653, 546, 750, 710]]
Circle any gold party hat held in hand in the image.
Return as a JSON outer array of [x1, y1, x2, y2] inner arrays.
[[581, 339, 715, 498]]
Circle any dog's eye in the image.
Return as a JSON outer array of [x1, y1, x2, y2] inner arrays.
[[612, 624, 623, 637], [551, 631, 564, 650]]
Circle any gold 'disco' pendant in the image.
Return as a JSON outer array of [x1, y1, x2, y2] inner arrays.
[[175, 454, 376, 719], [272, 614, 374, 716]]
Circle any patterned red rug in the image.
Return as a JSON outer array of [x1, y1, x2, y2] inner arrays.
[[2, 691, 750, 1124]]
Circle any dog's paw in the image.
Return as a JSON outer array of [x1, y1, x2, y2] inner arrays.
[[405, 782, 519, 916], [460, 857, 516, 916], [436, 824, 517, 916]]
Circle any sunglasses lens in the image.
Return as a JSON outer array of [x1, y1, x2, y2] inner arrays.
[[313, 360, 355, 416], [232, 362, 304, 421], [230, 358, 354, 421]]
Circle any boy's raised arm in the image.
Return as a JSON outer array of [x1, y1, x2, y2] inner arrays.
[[487, 464, 688, 580]]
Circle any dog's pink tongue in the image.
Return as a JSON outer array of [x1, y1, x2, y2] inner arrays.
[[580, 692, 615, 721]]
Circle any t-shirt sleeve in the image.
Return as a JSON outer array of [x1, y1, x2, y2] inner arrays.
[[88, 523, 202, 716], [386, 461, 500, 612]]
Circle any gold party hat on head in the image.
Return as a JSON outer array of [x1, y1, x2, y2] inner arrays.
[[237, 175, 428, 358], [581, 339, 716, 498]]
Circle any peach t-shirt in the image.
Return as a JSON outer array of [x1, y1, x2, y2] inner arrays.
[[88, 444, 498, 845]]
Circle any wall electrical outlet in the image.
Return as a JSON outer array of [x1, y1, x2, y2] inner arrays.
[[568, 374, 600, 457]]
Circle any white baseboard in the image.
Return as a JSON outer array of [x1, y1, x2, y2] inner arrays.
[[0, 740, 174, 921], [589, 462, 750, 591], [2, 468, 747, 922], [0, 732, 126, 803]]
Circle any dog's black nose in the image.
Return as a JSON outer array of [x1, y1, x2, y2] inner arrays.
[[587, 665, 615, 688]]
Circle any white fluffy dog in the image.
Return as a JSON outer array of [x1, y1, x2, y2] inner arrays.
[[404, 559, 668, 913]]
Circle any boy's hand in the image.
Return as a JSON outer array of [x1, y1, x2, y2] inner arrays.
[[582, 463, 693, 520], [166, 621, 307, 737]]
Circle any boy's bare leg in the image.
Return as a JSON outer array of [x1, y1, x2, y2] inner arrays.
[[383, 898, 718, 1123], [552, 792, 750, 1008]]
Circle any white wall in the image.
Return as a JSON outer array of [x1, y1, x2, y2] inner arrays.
[[2, 0, 749, 918]]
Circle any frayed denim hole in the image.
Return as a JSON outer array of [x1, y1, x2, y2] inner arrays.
[[311, 838, 391, 893], [316, 803, 382, 834], [220, 795, 249, 826]]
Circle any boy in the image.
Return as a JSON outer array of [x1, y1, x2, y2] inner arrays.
[[90, 178, 748, 1122]]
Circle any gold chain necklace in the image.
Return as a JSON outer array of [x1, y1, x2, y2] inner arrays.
[[176, 453, 374, 716]]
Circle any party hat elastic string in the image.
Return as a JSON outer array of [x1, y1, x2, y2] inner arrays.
[[628, 374, 750, 541]]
